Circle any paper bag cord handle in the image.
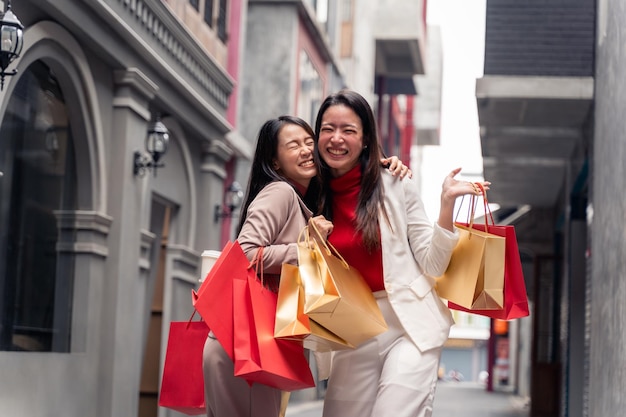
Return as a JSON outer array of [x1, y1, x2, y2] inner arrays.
[[297, 224, 310, 244], [249, 246, 265, 287], [474, 182, 495, 226], [454, 182, 493, 229], [307, 219, 350, 269], [454, 193, 479, 226], [453, 195, 465, 223], [186, 310, 199, 329]]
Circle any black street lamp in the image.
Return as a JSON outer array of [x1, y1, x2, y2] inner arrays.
[[214, 182, 244, 223], [133, 114, 170, 177], [0, 0, 24, 91]]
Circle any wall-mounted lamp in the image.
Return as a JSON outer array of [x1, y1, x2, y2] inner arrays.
[[0, 1, 24, 91], [214, 182, 244, 223], [134, 114, 170, 177]]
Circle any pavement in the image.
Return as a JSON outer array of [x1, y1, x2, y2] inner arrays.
[[285, 381, 530, 417]]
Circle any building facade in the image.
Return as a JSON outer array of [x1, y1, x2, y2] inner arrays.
[[589, 1, 626, 416], [474, 0, 626, 416], [0, 0, 251, 416], [0, 0, 441, 415]]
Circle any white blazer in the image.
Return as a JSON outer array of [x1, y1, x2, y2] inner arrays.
[[315, 170, 459, 380], [379, 170, 458, 352]]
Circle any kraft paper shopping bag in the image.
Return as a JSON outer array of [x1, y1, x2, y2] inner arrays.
[[274, 263, 353, 351], [298, 222, 387, 347], [436, 223, 506, 309], [447, 185, 529, 319]]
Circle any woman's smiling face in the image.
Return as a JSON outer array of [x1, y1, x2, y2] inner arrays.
[[317, 104, 364, 177], [273, 123, 317, 188]]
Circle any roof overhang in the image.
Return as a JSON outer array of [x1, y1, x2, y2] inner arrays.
[[373, 0, 427, 96], [375, 38, 424, 77], [476, 76, 593, 208]]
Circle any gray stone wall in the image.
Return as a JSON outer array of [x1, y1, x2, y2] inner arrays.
[[589, 0, 626, 416], [241, 3, 299, 143]]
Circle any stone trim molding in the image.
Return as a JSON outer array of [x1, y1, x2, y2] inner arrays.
[[139, 229, 157, 272], [54, 211, 113, 258], [167, 244, 202, 286]]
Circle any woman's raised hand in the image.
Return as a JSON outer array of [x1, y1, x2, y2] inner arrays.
[[441, 167, 490, 204], [437, 168, 491, 232]]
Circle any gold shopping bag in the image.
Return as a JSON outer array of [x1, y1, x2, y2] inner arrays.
[[298, 222, 388, 347], [274, 263, 353, 352], [435, 220, 506, 310]]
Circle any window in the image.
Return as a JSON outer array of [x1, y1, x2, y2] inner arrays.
[[203, 0, 214, 27], [304, 0, 328, 24], [200, 0, 227, 42], [298, 51, 323, 124], [217, 0, 228, 42], [339, 0, 353, 57], [189, 0, 200, 11], [0, 60, 77, 352], [340, 0, 353, 21]]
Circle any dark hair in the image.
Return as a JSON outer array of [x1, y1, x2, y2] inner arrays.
[[237, 115, 321, 234], [313, 89, 389, 251]]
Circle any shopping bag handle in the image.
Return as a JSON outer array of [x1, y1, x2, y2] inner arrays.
[[297, 224, 311, 246], [249, 246, 265, 287], [454, 192, 479, 226], [186, 310, 199, 329], [474, 183, 495, 225], [454, 182, 495, 229], [307, 219, 350, 270]]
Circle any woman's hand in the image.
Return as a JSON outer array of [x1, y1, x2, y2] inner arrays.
[[309, 215, 334, 240], [438, 167, 491, 231], [381, 156, 412, 179], [441, 167, 490, 205]]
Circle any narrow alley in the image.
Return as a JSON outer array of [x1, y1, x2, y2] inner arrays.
[[286, 382, 530, 417]]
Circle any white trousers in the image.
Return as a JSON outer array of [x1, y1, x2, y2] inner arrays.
[[322, 294, 442, 417]]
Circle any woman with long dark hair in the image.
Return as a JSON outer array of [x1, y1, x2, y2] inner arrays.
[[312, 89, 490, 417]]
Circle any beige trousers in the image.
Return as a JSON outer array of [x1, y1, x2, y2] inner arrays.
[[202, 335, 282, 417], [322, 295, 443, 417]]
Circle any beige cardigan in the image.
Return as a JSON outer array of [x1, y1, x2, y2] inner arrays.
[[237, 181, 312, 274]]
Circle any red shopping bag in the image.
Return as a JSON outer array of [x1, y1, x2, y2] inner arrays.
[[232, 250, 315, 391], [158, 319, 209, 415], [192, 241, 250, 359], [447, 183, 529, 320]]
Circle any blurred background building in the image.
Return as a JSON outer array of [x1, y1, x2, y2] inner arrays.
[[1, 0, 624, 417]]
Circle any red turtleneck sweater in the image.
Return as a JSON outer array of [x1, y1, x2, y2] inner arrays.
[[327, 165, 385, 292]]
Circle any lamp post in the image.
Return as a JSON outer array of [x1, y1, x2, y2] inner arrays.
[[0, 0, 24, 91]]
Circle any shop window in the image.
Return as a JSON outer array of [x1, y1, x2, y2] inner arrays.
[[0, 60, 77, 352]]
